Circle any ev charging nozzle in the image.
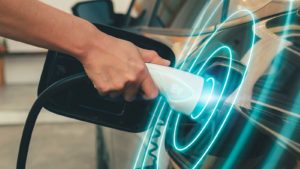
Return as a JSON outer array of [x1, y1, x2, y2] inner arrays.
[[146, 63, 205, 116]]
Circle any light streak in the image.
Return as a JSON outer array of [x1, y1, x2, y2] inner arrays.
[[133, 1, 225, 167], [261, 2, 297, 168], [141, 103, 167, 167], [191, 77, 215, 119], [171, 9, 256, 169], [222, 1, 294, 168], [189, 10, 255, 169], [177, 0, 224, 67], [261, 92, 300, 169], [156, 111, 174, 169], [133, 4, 256, 169], [172, 45, 233, 152], [132, 97, 164, 169]]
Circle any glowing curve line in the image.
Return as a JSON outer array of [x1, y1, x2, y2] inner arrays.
[[134, 8, 256, 169], [222, 2, 293, 169], [191, 77, 215, 119], [173, 46, 232, 151], [141, 102, 167, 167], [132, 97, 164, 169], [177, 0, 224, 68], [156, 111, 174, 169], [173, 45, 233, 152], [165, 9, 256, 169], [134, 1, 224, 168], [189, 10, 256, 169]]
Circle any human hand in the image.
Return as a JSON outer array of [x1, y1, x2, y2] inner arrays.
[[76, 32, 170, 102]]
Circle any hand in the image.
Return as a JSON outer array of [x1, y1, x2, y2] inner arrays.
[[76, 32, 170, 102]]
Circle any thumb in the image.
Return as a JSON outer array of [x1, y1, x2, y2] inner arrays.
[[138, 48, 171, 66]]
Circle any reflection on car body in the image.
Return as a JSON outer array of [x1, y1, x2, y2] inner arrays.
[[131, 0, 300, 168], [74, 0, 300, 168]]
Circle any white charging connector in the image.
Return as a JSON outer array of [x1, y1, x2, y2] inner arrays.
[[146, 63, 204, 116]]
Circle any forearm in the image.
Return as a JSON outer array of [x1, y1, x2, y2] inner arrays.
[[0, 0, 168, 100], [0, 0, 104, 57]]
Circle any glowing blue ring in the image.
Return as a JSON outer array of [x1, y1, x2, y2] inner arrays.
[[173, 45, 233, 152], [141, 102, 167, 167], [191, 77, 215, 119], [134, 1, 226, 167], [178, 0, 224, 68], [189, 10, 256, 169], [132, 97, 165, 169], [133, 8, 256, 169]]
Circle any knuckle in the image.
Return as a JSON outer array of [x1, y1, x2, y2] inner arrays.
[[135, 64, 146, 74], [124, 41, 134, 49], [127, 74, 138, 82], [99, 85, 110, 93], [127, 41, 135, 47], [149, 50, 158, 56], [113, 82, 125, 91]]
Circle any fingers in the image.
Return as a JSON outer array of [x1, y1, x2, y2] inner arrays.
[[82, 41, 163, 101], [89, 61, 145, 102], [111, 69, 140, 101], [93, 77, 125, 99], [139, 48, 171, 66], [90, 71, 113, 96], [123, 82, 140, 102], [140, 70, 159, 100]]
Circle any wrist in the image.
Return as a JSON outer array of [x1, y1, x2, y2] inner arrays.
[[67, 19, 108, 63]]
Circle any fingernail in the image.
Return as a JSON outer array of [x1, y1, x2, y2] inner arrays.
[[143, 95, 155, 100], [143, 92, 158, 100]]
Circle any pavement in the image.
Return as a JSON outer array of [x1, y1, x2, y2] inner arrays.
[[0, 53, 121, 169], [0, 123, 96, 169]]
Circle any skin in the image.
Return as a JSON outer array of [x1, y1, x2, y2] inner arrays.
[[0, 0, 170, 101]]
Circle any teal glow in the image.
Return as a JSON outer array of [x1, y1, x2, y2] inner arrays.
[[261, 2, 297, 168], [178, 0, 224, 68], [132, 97, 165, 169], [133, 1, 225, 167], [261, 93, 300, 169], [222, 2, 295, 169], [190, 11, 255, 169], [172, 10, 256, 169], [133, 5, 257, 169], [191, 77, 215, 119], [173, 45, 233, 152], [141, 102, 167, 167], [156, 111, 174, 169]]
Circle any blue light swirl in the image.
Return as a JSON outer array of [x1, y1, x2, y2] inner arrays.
[[133, 8, 256, 169], [173, 45, 233, 152], [191, 77, 215, 119]]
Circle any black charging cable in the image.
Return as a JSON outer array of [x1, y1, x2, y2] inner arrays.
[[17, 73, 89, 169], [17, 72, 183, 169], [17, 73, 160, 169]]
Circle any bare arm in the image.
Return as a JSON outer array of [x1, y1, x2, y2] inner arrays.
[[0, 0, 95, 56], [0, 0, 170, 101]]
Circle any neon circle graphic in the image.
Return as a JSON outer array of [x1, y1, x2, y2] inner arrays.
[[191, 77, 215, 120], [133, 8, 256, 169], [173, 45, 233, 152]]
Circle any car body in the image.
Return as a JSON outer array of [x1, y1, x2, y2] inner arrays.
[[72, 0, 300, 168]]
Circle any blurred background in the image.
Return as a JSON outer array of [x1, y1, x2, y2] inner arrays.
[[1, 0, 300, 169], [0, 1, 131, 169]]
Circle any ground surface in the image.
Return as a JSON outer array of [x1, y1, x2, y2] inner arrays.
[[0, 123, 96, 169]]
